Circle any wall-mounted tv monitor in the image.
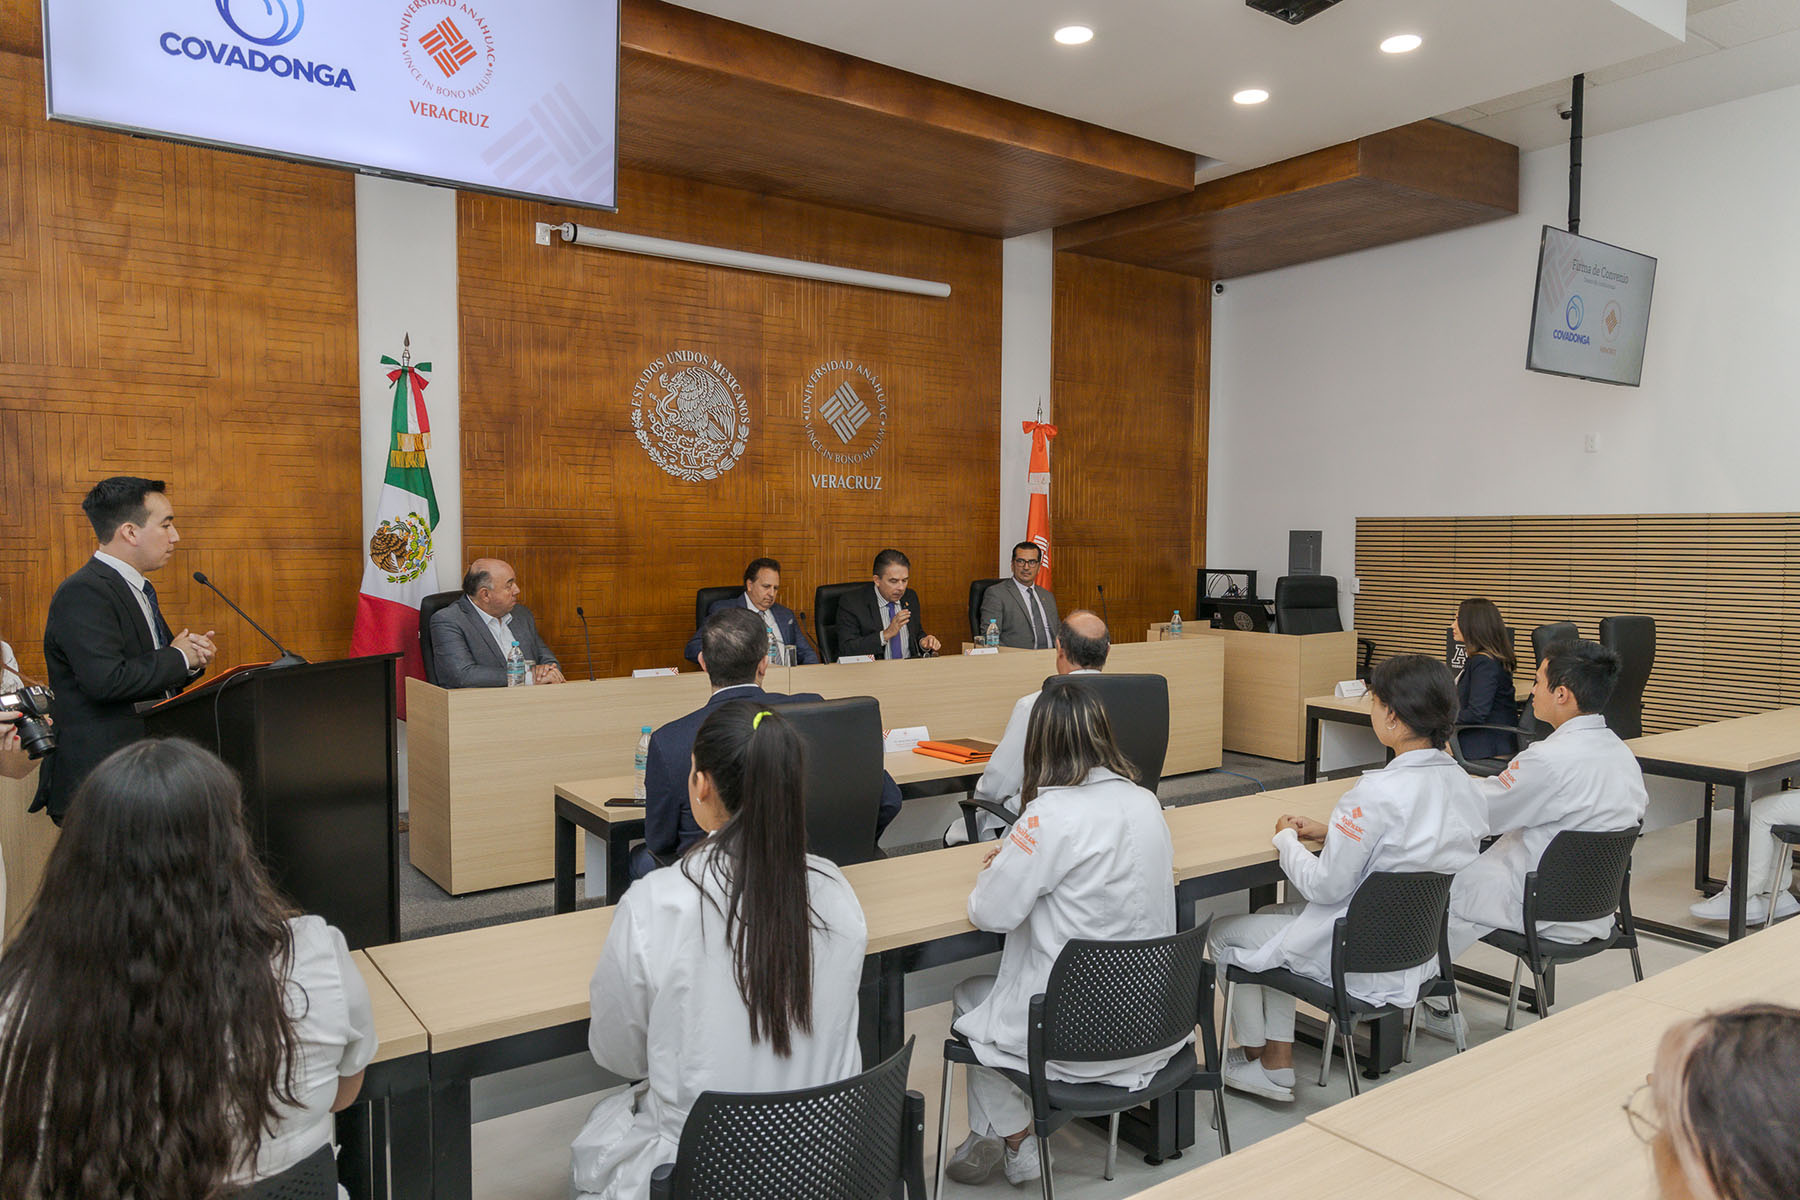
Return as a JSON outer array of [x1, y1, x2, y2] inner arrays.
[[1526, 225, 1657, 387], [42, 0, 619, 211]]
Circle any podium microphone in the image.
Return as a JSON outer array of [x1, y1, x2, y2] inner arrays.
[[575, 605, 597, 680], [191, 572, 307, 669], [1096, 583, 1110, 628]]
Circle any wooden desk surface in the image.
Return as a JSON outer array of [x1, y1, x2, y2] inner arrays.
[[376, 780, 1347, 1053], [1624, 915, 1800, 1014], [1129, 1124, 1465, 1200], [352, 949, 429, 1063], [1627, 705, 1800, 774], [1305, 693, 1373, 718], [1308, 992, 1671, 1200]]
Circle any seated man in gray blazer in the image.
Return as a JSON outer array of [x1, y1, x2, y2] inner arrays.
[[430, 558, 565, 688], [978, 541, 1060, 650]]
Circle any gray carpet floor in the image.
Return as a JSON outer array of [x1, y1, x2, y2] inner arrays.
[[397, 752, 1307, 940]]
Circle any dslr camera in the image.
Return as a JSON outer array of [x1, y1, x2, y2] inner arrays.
[[0, 685, 55, 759]]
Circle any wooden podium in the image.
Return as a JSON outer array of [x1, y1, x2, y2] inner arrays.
[[145, 654, 399, 948]]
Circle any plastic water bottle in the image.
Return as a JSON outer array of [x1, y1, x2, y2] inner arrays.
[[505, 640, 527, 687], [1169, 610, 1184, 639], [985, 618, 1000, 648], [633, 725, 651, 800], [766, 625, 781, 665]]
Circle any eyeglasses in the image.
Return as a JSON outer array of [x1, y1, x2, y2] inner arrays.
[[1012, 557, 1039, 565], [1623, 1082, 1660, 1144]]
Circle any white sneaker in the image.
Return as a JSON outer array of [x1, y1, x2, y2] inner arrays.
[[1416, 1001, 1469, 1043], [1003, 1135, 1042, 1185], [1222, 1047, 1294, 1102], [1263, 1065, 1296, 1089], [1689, 890, 1800, 924], [945, 1132, 1004, 1184], [943, 820, 972, 847]]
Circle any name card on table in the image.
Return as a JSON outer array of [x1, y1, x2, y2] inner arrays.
[[883, 726, 930, 753], [632, 668, 679, 678], [838, 654, 876, 663], [963, 646, 999, 656], [1334, 680, 1368, 698]]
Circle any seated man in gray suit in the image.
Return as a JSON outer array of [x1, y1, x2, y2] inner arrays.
[[978, 541, 1060, 650], [430, 558, 565, 688]]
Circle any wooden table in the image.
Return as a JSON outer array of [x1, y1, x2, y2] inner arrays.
[[1626, 706, 1800, 945], [1149, 625, 1358, 760], [1129, 1123, 1465, 1200], [552, 749, 982, 910], [1303, 681, 1534, 784], [407, 637, 1223, 894], [368, 779, 1342, 1200]]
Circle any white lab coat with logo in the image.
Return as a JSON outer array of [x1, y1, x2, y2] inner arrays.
[[571, 845, 868, 1200], [1224, 749, 1485, 1008], [1450, 713, 1648, 943], [954, 768, 1187, 1086]]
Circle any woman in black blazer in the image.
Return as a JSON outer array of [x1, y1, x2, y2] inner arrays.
[[1452, 598, 1521, 761]]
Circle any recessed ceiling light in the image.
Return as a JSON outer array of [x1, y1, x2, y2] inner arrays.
[[1054, 25, 1094, 45], [1380, 33, 1422, 54], [1233, 88, 1269, 105]]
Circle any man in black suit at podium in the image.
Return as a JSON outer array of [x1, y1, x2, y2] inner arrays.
[[834, 548, 943, 659], [35, 477, 215, 823]]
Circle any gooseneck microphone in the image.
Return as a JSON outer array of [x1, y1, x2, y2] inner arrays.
[[1096, 583, 1110, 628], [191, 571, 307, 669], [575, 605, 596, 680]]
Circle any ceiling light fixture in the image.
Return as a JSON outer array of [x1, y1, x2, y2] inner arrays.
[[1053, 25, 1093, 45], [1380, 33, 1422, 54], [1233, 88, 1269, 105]]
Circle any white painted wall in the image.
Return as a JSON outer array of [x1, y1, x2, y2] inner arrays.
[[355, 175, 463, 593], [998, 230, 1054, 573], [1207, 83, 1800, 623]]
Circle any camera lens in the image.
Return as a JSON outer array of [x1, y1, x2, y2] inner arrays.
[[15, 718, 54, 760]]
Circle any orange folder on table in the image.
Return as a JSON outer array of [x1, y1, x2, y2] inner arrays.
[[913, 738, 998, 765]]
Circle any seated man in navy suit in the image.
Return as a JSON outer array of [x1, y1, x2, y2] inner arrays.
[[637, 607, 899, 880], [682, 556, 820, 665]]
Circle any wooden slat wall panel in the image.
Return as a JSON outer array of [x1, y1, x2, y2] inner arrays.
[[1052, 253, 1208, 641], [458, 171, 1001, 678], [0, 52, 361, 679], [1353, 514, 1800, 733]]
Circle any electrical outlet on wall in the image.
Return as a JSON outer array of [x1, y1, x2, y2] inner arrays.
[[1584, 433, 1600, 454]]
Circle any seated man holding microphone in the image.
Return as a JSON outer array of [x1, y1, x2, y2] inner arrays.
[[833, 549, 941, 659]]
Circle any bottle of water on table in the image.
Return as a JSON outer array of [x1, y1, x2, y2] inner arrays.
[[634, 725, 651, 800], [985, 618, 1000, 648], [1170, 610, 1183, 639], [505, 640, 527, 686]]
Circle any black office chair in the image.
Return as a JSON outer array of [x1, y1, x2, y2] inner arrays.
[[935, 921, 1228, 1200], [1598, 615, 1655, 740], [1531, 621, 1580, 666], [780, 697, 887, 867], [1479, 826, 1644, 1030], [1764, 824, 1800, 929], [693, 585, 742, 634], [650, 1041, 926, 1200], [813, 581, 868, 663], [1222, 871, 1458, 1098], [969, 577, 1008, 641], [239, 1143, 337, 1200], [417, 590, 462, 686], [1273, 575, 1374, 678], [957, 673, 1171, 841]]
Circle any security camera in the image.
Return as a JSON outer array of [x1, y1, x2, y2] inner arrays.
[[1556, 102, 1574, 120], [1213, 282, 1226, 295]]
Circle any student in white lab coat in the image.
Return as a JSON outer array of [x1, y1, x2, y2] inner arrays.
[[1208, 655, 1484, 1102], [943, 681, 1179, 1187], [572, 703, 868, 1200], [1443, 639, 1649, 957], [943, 610, 1110, 845], [1689, 787, 1800, 925]]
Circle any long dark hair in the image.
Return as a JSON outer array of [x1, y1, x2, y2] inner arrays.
[[681, 703, 816, 1057], [1657, 1004, 1800, 1200], [1367, 654, 1459, 749], [1456, 598, 1516, 673], [1020, 682, 1139, 811], [0, 739, 301, 1199]]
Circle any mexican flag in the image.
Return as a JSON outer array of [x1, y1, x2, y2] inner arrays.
[[350, 338, 440, 715]]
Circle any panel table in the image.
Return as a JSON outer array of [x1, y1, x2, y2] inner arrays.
[[1149, 626, 1358, 760]]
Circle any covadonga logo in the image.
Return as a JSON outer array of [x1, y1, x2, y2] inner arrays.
[[161, 0, 355, 90]]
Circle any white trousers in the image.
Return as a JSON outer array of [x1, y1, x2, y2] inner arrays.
[[1208, 902, 1304, 1046], [1733, 790, 1800, 899], [952, 975, 1033, 1139]]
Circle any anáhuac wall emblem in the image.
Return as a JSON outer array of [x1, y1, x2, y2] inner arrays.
[[802, 361, 886, 464], [631, 352, 750, 482]]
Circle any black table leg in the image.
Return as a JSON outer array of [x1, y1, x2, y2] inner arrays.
[[1694, 783, 1716, 893], [1304, 712, 1321, 785], [1729, 782, 1750, 942], [1248, 883, 1278, 912], [553, 812, 577, 915], [336, 1104, 375, 1200], [606, 824, 634, 906], [430, 1076, 473, 1200], [387, 1080, 433, 1200]]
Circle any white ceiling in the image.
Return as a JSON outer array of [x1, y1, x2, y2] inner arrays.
[[667, 0, 1685, 181], [1439, 0, 1800, 151]]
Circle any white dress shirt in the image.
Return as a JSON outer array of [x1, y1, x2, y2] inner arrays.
[[93, 551, 192, 669], [1014, 579, 1051, 649], [477, 606, 529, 683], [875, 585, 909, 659]]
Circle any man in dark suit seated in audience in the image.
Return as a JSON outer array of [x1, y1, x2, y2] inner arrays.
[[430, 558, 564, 688], [682, 557, 820, 665], [834, 548, 943, 659], [637, 607, 900, 880]]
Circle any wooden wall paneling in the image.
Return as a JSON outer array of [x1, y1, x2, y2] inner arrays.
[[0, 52, 362, 682], [1353, 513, 1800, 733], [0, 1, 38, 58], [458, 169, 1001, 678], [1051, 252, 1208, 643]]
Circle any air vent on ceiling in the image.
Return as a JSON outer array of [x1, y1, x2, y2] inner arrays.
[[1245, 0, 1346, 25]]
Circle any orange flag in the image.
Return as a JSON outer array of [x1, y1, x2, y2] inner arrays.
[[1023, 420, 1056, 588]]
